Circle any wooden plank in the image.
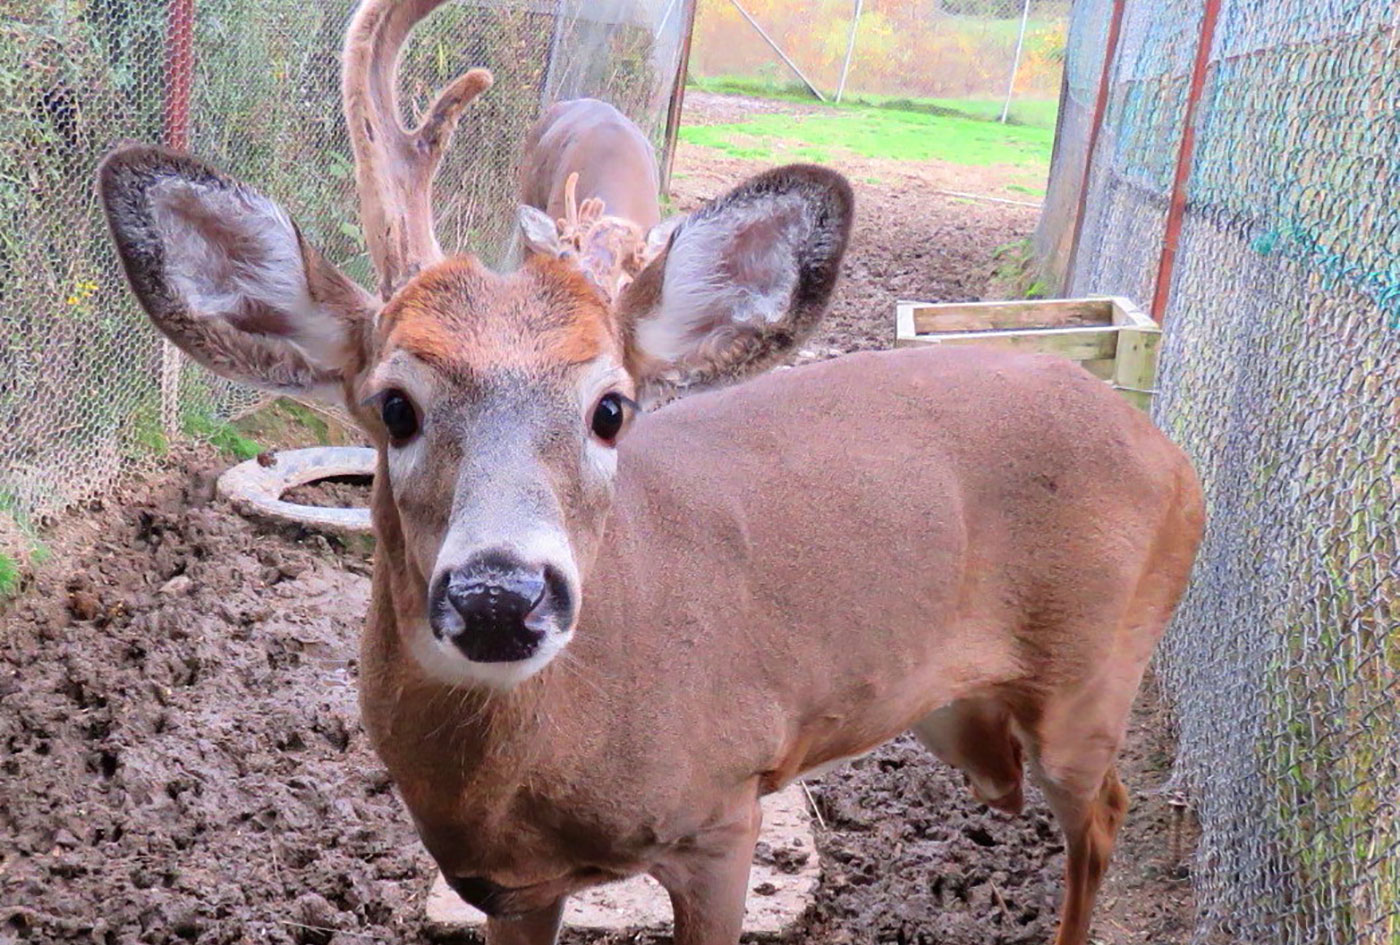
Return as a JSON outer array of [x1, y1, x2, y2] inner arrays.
[[917, 325, 1119, 362], [895, 302, 918, 344], [908, 298, 1112, 334], [1111, 326, 1161, 413], [1108, 296, 1157, 329], [1080, 357, 1115, 380], [1115, 388, 1153, 412]]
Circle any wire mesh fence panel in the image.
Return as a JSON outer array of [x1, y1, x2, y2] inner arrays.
[[1052, 0, 1400, 941], [1065, 0, 1201, 304], [1031, 0, 1110, 284], [0, 0, 691, 563]]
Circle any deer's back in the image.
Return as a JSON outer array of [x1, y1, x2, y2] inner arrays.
[[519, 98, 660, 226], [583, 345, 1197, 787]]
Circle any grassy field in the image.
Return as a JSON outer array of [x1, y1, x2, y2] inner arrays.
[[682, 79, 1055, 169], [689, 75, 1060, 130]]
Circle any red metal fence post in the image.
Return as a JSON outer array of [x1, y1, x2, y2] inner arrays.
[[1150, 0, 1223, 324], [159, 0, 195, 438], [162, 0, 195, 151]]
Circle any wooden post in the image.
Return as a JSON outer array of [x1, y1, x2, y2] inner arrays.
[[160, 0, 195, 439], [998, 0, 1032, 123], [726, 0, 827, 102], [835, 0, 863, 104], [660, 0, 699, 195], [1149, 0, 1223, 325]]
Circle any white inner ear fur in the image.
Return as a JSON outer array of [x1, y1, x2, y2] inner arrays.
[[636, 192, 813, 364], [148, 178, 346, 371]]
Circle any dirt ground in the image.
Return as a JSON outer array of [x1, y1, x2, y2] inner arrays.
[[0, 93, 1195, 945]]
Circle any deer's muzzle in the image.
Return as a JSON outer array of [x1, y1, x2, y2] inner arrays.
[[430, 550, 573, 663]]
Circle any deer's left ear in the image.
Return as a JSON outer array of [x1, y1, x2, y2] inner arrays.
[[517, 204, 564, 258], [616, 164, 853, 405], [98, 145, 376, 401]]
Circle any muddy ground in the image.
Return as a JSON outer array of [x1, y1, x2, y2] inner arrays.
[[0, 93, 1194, 945]]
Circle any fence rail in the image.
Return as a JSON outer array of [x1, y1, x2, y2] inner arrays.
[[1037, 1, 1399, 942]]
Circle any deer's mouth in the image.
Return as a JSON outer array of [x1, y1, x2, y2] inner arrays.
[[406, 615, 574, 690]]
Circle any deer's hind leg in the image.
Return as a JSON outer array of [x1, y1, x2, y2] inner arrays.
[[912, 697, 1025, 815], [1016, 543, 1196, 945]]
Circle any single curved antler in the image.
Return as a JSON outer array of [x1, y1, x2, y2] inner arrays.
[[343, 0, 493, 300]]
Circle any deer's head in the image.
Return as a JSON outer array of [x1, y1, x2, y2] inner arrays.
[[98, 1, 852, 691]]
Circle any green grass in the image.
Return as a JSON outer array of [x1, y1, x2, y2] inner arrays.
[[680, 106, 1053, 167], [230, 397, 361, 449], [687, 75, 1060, 131], [0, 552, 18, 598], [182, 410, 263, 461]]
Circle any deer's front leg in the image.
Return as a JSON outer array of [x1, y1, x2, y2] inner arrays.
[[651, 799, 762, 945], [484, 899, 566, 945]]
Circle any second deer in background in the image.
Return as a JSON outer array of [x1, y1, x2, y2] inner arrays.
[[515, 98, 677, 303]]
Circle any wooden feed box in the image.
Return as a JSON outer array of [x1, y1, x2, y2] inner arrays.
[[895, 296, 1160, 412]]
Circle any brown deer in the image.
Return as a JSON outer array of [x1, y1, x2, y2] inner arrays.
[[514, 98, 672, 306], [96, 2, 1205, 944]]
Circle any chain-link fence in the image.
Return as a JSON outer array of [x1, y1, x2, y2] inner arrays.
[[689, 0, 1068, 125], [0, 0, 693, 563], [1038, 2, 1399, 942]]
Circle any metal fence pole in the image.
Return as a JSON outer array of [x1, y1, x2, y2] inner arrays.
[[726, 0, 828, 101], [661, 0, 699, 195], [1149, 0, 1223, 324], [835, 0, 864, 104], [539, 0, 567, 108], [159, 0, 195, 440], [999, 0, 1033, 123]]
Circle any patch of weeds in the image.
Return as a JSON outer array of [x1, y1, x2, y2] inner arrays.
[[686, 76, 1061, 131], [183, 409, 263, 461], [232, 398, 360, 449], [0, 553, 18, 598], [273, 400, 332, 443], [1006, 183, 1046, 197], [985, 238, 1050, 300], [125, 404, 169, 458]]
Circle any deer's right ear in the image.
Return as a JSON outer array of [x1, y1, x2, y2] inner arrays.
[[98, 145, 376, 401]]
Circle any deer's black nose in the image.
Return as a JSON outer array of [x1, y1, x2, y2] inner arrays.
[[430, 552, 564, 662]]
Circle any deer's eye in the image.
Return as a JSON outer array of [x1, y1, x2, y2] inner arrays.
[[381, 390, 419, 444], [590, 393, 628, 445]]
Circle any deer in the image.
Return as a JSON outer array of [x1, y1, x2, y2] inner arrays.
[[96, 1, 1206, 943], [513, 98, 672, 305]]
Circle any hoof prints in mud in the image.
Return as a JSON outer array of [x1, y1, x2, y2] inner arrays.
[[0, 462, 429, 944], [797, 739, 1061, 945]]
